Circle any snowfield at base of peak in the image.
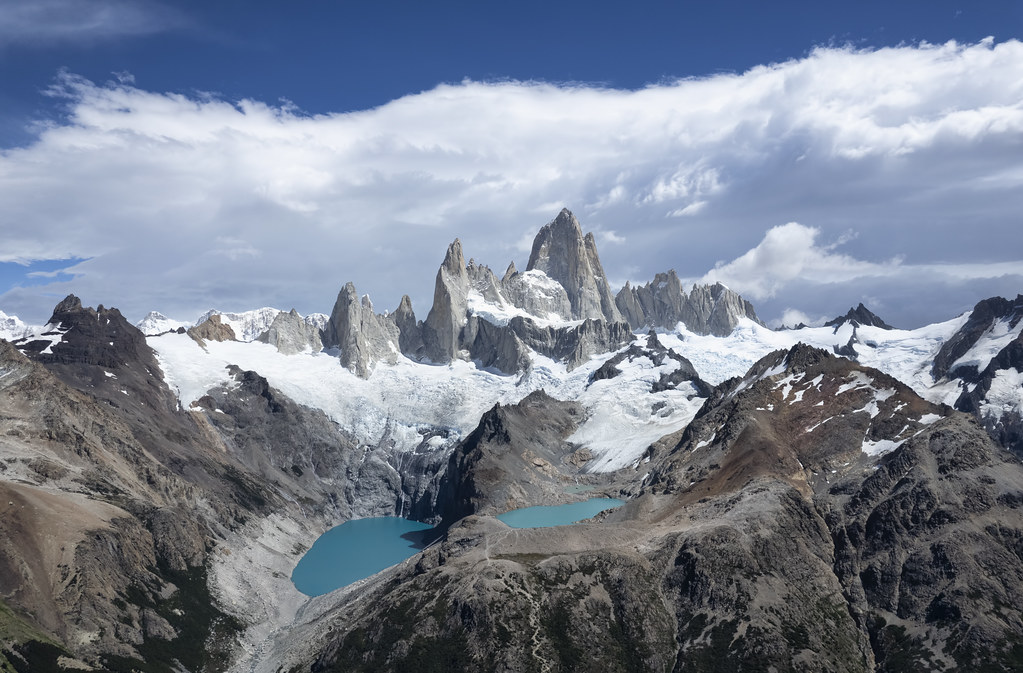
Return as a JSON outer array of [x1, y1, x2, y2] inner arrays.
[[150, 332, 701, 472]]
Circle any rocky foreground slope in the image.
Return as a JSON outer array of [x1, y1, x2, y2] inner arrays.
[[265, 345, 1023, 673], [0, 210, 1021, 672]]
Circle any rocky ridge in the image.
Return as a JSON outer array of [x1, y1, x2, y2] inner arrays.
[[0, 296, 452, 671], [239, 209, 762, 377], [615, 270, 763, 336]]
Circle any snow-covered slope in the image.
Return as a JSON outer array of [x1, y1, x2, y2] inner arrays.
[[660, 316, 968, 404], [149, 330, 704, 473], [0, 310, 38, 341]]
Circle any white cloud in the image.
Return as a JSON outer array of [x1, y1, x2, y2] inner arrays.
[[1, 40, 1022, 326], [699, 222, 901, 300], [701, 221, 1023, 308], [599, 231, 626, 245], [772, 309, 829, 330]]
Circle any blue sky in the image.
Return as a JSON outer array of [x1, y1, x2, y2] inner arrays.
[[1, 0, 1022, 328]]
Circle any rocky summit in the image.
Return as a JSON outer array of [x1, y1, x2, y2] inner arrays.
[[0, 210, 1021, 673]]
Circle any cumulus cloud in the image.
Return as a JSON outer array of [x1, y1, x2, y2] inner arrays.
[[0, 0, 185, 46], [699, 222, 902, 300], [1, 39, 1022, 326]]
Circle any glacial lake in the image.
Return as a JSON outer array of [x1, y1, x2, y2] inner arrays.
[[496, 498, 625, 528], [291, 517, 434, 597]]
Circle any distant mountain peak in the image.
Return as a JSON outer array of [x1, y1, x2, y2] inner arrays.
[[135, 311, 189, 336], [824, 302, 893, 331]]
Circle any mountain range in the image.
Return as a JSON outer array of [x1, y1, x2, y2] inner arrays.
[[1, 209, 1021, 672]]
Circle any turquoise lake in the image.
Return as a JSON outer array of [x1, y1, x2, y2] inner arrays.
[[291, 517, 434, 597], [496, 498, 625, 528], [292, 499, 627, 595]]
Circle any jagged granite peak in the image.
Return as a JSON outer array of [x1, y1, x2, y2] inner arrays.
[[501, 260, 518, 283], [614, 269, 686, 329], [256, 308, 323, 355], [682, 281, 762, 336], [525, 208, 622, 323], [466, 258, 504, 305], [615, 275, 762, 336], [391, 294, 424, 357], [422, 238, 470, 363], [323, 281, 401, 377], [824, 302, 894, 331], [613, 279, 644, 327]]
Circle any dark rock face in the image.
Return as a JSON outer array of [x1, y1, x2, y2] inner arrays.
[[437, 390, 596, 522], [825, 302, 895, 330], [931, 295, 1023, 457], [14, 293, 181, 416], [195, 366, 449, 522], [526, 208, 622, 324], [509, 316, 633, 372], [461, 316, 531, 374], [933, 295, 1023, 382]]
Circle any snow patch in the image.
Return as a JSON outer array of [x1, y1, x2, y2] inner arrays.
[[836, 372, 874, 395], [981, 368, 1023, 422], [952, 317, 1023, 375], [694, 433, 716, 450], [862, 438, 904, 457]]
